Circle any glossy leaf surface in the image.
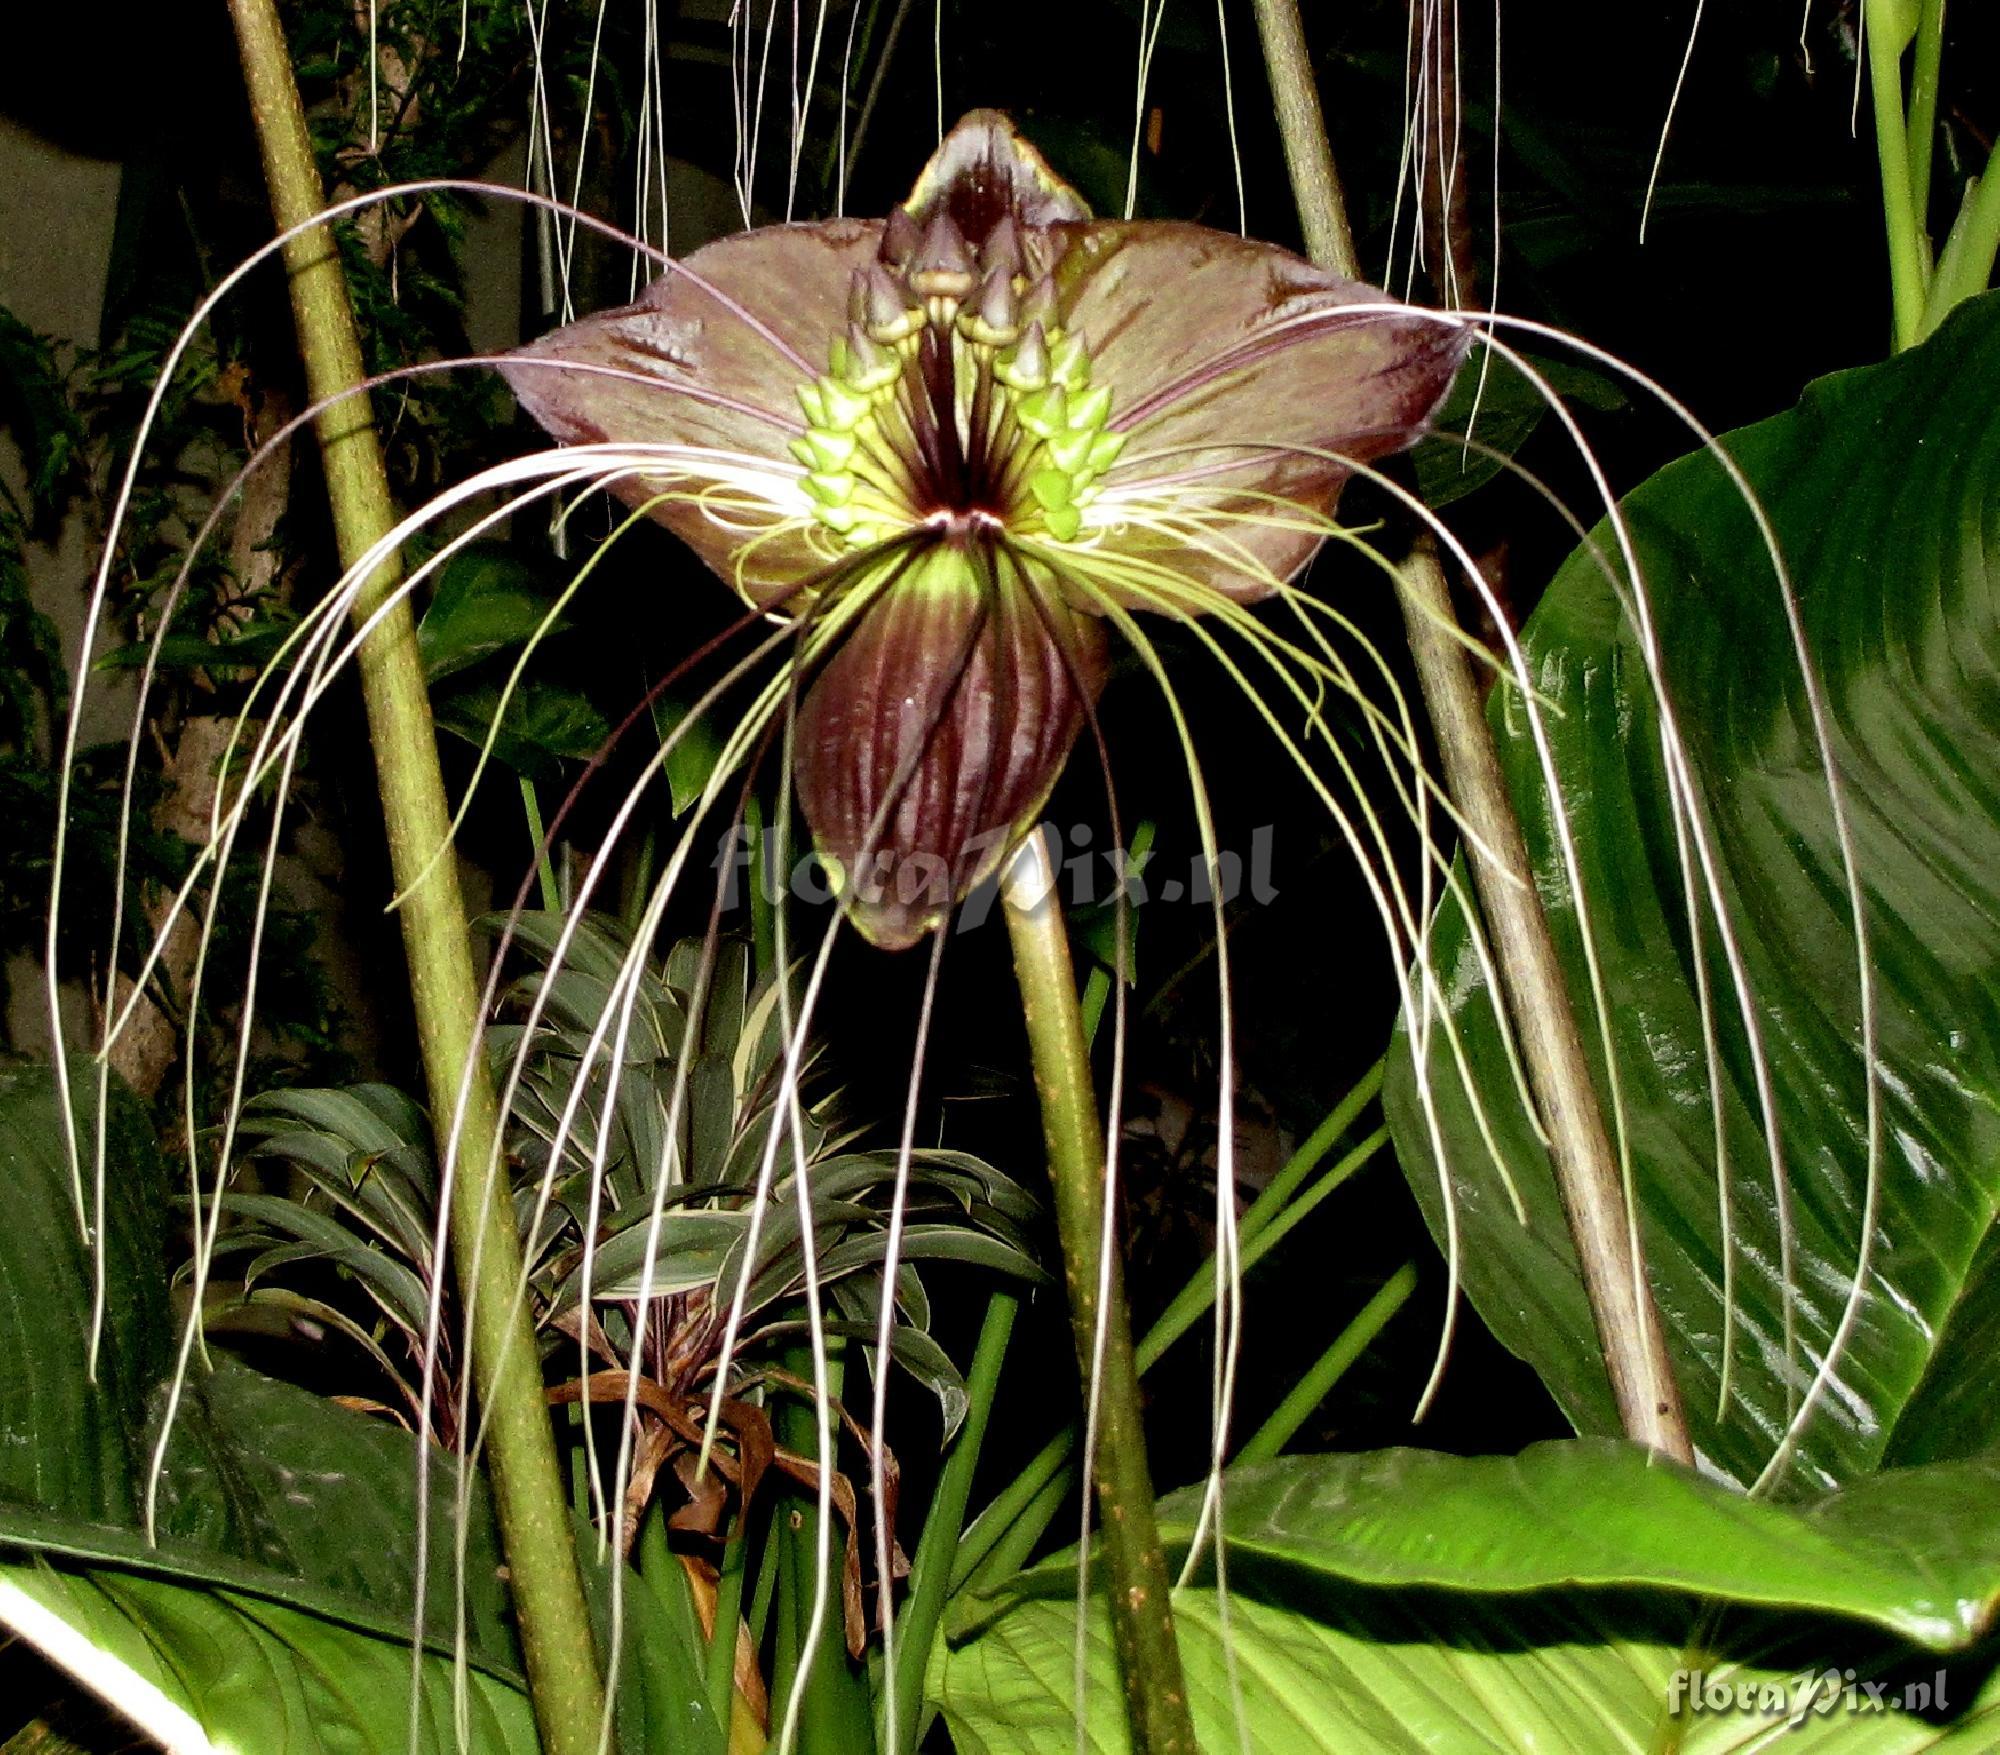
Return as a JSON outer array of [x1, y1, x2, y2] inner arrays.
[[933, 1445, 2000, 1751], [1385, 293, 2000, 1491]]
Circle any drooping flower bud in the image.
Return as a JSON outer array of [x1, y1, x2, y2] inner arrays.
[[793, 546, 1109, 950]]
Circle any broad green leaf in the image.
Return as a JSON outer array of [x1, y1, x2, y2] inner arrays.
[[0, 1061, 168, 1526], [435, 677, 610, 778], [0, 1065, 540, 1717], [1890, 1223, 2000, 1469], [150, 1360, 518, 1668], [932, 1581, 2000, 1754], [0, 1560, 540, 1755], [1385, 292, 2000, 1491], [935, 1444, 2000, 1751], [417, 541, 566, 682], [1010, 1444, 2000, 1652]]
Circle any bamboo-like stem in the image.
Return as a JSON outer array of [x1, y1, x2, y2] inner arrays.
[[1248, 0, 1361, 280], [1254, 0, 1693, 1461], [1001, 834, 1195, 1755], [225, 3, 607, 1748], [1396, 553, 1691, 1456]]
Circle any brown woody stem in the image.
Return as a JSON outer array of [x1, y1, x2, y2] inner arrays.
[[1001, 833, 1196, 1755], [1253, 0, 1692, 1460], [226, 1, 609, 1745]]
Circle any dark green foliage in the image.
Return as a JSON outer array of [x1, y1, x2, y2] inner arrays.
[[1388, 294, 2000, 1493]]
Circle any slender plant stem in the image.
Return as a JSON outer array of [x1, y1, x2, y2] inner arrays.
[[1001, 834, 1195, 1755], [1248, 0, 1362, 279], [1240, 1058, 1382, 1245], [885, 1288, 1020, 1753], [1867, 0, 1927, 350], [952, 1074, 1388, 1597], [772, 1344, 871, 1753], [1254, 0, 1694, 1462], [746, 1507, 782, 1650], [951, 1428, 1072, 1596], [1236, 1263, 1418, 1464], [1139, 1128, 1386, 1374], [520, 776, 563, 913], [225, 3, 606, 1747], [951, 1129, 1389, 1598], [704, 1502, 751, 1736], [1079, 822, 1155, 1045], [1906, 0, 1947, 223]]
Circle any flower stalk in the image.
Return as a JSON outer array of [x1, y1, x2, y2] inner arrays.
[[1255, 0, 1694, 1461], [1001, 833, 1196, 1755], [225, 1, 607, 1746]]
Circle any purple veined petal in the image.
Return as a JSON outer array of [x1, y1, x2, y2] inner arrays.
[[793, 541, 1109, 951], [500, 220, 883, 607], [1054, 222, 1469, 605]]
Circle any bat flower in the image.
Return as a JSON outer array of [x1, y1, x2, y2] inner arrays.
[[502, 111, 1466, 949]]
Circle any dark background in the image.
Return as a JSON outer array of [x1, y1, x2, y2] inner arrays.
[[0, 19, 1992, 1737]]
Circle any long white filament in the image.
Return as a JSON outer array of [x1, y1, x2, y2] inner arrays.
[[43, 69, 1885, 1747]]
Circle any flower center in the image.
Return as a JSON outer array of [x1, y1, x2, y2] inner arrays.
[[791, 206, 1124, 550]]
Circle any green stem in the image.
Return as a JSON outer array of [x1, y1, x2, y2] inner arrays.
[[951, 1072, 1388, 1597], [884, 1289, 1020, 1753], [1079, 821, 1155, 1047], [1241, 1058, 1382, 1246], [1236, 1263, 1418, 1464], [951, 1126, 1389, 1598], [1925, 160, 2000, 334], [950, 1427, 1073, 1597], [746, 1506, 782, 1651], [519, 776, 562, 914], [1139, 1127, 1386, 1374], [1255, 0, 1693, 1463], [1000, 834, 1194, 1755], [1905, 0, 1946, 235], [705, 1503, 751, 1739], [771, 1344, 871, 1753], [1867, 0, 1927, 350], [225, 4, 605, 1750]]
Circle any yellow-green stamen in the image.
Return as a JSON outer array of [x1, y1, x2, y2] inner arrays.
[[793, 214, 1126, 553]]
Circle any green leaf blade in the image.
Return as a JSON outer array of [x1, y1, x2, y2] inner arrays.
[[1387, 292, 2000, 1491]]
